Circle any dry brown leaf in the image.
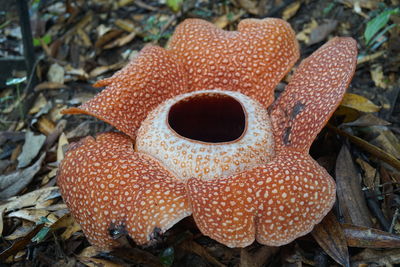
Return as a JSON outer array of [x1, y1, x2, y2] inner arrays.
[[296, 19, 319, 43], [41, 168, 57, 185], [0, 186, 60, 236], [371, 65, 389, 88], [357, 51, 385, 65], [47, 63, 65, 84], [356, 158, 378, 189], [308, 20, 338, 45], [341, 0, 380, 10], [17, 131, 46, 168], [343, 223, 400, 248], [0, 224, 44, 262], [330, 126, 400, 171], [114, 19, 136, 32], [37, 117, 56, 136], [7, 209, 51, 223], [213, 10, 245, 29], [282, 1, 301, 21], [237, 0, 259, 15], [340, 93, 381, 113], [312, 212, 350, 267], [50, 214, 82, 240], [95, 29, 124, 49], [179, 240, 226, 267], [341, 113, 391, 127], [57, 132, 69, 163], [78, 256, 124, 267], [79, 246, 100, 258], [4, 221, 35, 241], [351, 248, 400, 265], [89, 61, 127, 78], [29, 93, 48, 115], [61, 218, 81, 240], [240, 246, 279, 267], [34, 81, 70, 91], [336, 145, 373, 227], [370, 128, 400, 159], [0, 153, 44, 201], [77, 27, 92, 47], [103, 32, 136, 49]]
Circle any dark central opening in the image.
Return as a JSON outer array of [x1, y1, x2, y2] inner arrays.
[[168, 93, 246, 143]]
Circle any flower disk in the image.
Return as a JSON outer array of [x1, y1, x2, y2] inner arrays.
[[136, 90, 275, 180]]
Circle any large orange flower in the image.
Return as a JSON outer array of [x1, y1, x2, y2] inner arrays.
[[57, 18, 357, 251]]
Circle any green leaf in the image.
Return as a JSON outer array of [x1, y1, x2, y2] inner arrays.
[[33, 33, 52, 47], [32, 226, 50, 243], [167, 0, 183, 12], [364, 8, 399, 45], [159, 247, 174, 266], [6, 76, 27, 86]]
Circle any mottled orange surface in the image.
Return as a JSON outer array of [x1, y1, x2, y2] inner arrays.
[[58, 18, 357, 250]]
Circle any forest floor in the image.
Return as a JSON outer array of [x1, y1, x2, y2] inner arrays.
[[1, 0, 400, 266]]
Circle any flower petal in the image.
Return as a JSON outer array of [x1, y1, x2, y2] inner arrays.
[[62, 46, 188, 139], [271, 37, 357, 152], [253, 151, 335, 246], [57, 132, 191, 250], [168, 18, 299, 107], [186, 150, 335, 247]]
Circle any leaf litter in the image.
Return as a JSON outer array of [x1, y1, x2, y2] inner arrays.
[[1, 0, 400, 266]]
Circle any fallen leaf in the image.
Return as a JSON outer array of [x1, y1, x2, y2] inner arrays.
[[0, 154, 45, 201], [34, 81, 70, 91], [282, 1, 301, 21], [0, 131, 25, 146], [57, 132, 69, 163], [47, 63, 65, 84], [0, 186, 60, 236], [37, 117, 56, 136], [114, 19, 136, 32], [7, 209, 51, 224], [370, 64, 389, 88], [340, 93, 381, 113], [17, 131, 46, 168], [95, 29, 124, 49], [4, 221, 35, 241], [89, 61, 127, 78], [111, 247, 164, 267], [236, 0, 259, 15], [76, 27, 92, 47], [335, 145, 373, 227], [103, 32, 136, 49], [179, 240, 225, 267], [28, 93, 48, 115], [341, 113, 391, 127], [357, 51, 385, 65], [0, 224, 44, 262], [240, 246, 279, 267], [296, 19, 318, 43], [308, 19, 338, 45], [78, 256, 124, 267], [66, 121, 92, 139], [370, 127, 400, 159], [351, 248, 400, 265], [343, 223, 400, 248], [213, 11, 246, 29], [312, 212, 350, 267], [356, 158, 378, 189]]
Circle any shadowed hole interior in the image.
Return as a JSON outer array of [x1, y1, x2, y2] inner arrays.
[[168, 93, 246, 143]]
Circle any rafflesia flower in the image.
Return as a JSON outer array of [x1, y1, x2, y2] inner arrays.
[[58, 18, 357, 251]]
